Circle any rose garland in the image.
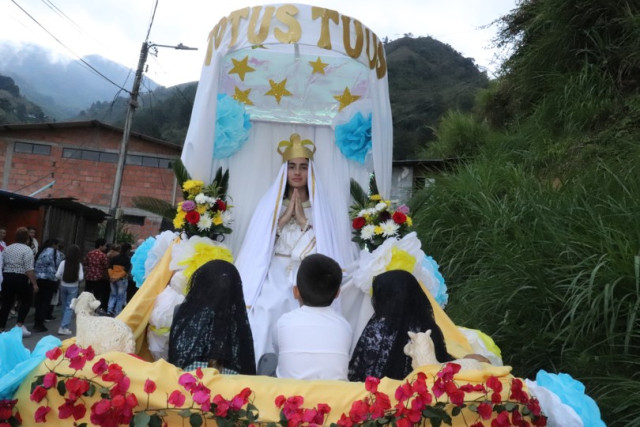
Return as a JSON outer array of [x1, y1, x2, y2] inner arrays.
[[27, 344, 547, 427], [29, 345, 257, 427]]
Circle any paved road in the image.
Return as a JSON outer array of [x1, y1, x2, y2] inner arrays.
[[7, 301, 71, 351]]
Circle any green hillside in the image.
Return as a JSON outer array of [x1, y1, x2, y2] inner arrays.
[[411, 0, 640, 424], [0, 76, 46, 124]]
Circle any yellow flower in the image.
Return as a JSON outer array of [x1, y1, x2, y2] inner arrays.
[[173, 211, 186, 229], [369, 194, 382, 201], [196, 204, 207, 214], [406, 216, 413, 226], [178, 242, 234, 282], [385, 200, 391, 207], [182, 180, 204, 197], [386, 247, 416, 273], [213, 212, 223, 226], [374, 225, 383, 235]]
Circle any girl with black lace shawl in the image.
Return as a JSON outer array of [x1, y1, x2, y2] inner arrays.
[[168, 260, 256, 375], [348, 270, 454, 381]]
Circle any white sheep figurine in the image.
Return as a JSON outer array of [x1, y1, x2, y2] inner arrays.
[[403, 330, 486, 372], [70, 291, 136, 355]]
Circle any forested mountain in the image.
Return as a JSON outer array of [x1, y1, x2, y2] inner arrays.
[[386, 36, 488, 158], [0, 43, 159, 120], [0, 75, 47, 124]]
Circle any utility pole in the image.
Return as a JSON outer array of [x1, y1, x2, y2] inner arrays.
[[104, 42, 197, 243]]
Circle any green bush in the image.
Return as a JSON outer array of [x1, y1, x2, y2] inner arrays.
[[424, 110, 491, 159], [411, 155, 640, 424]]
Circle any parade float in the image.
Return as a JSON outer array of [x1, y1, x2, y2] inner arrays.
[[1, 4, 603, 426]]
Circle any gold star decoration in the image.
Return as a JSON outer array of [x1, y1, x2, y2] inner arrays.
[[309, 57, 329, 75], [334, 87, 361, 111], [233, 86, 254, 106], [265, 78, 292, 104], [228, 56, 255, 81]]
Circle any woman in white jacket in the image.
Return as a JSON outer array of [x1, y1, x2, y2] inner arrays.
[[55, 244, 84, 336]]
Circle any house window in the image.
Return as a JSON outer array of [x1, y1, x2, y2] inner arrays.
[[126, 155, 175, 169], [100, 152, 118, 163], [14, 142, 51, 155], [126, 155, 142, 166], [81, 150, 100, 161], [63, 148, 119, 164], [122, 214, 145, 226], [62, 148, 82, 159]]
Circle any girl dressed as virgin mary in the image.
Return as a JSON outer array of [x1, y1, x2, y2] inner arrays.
[[235, 133, 345, 365]]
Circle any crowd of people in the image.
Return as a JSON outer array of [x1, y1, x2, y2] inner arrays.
[[0, 226, 138, 338]]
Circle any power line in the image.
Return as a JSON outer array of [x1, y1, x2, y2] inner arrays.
[[144, 0, 159, 43], [10, 0, 130, 94]]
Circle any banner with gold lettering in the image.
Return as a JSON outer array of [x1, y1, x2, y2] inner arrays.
[[181, 3, 392, 254]]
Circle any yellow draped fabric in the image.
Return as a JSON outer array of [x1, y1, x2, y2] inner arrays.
[[14, 245, 516, 425]]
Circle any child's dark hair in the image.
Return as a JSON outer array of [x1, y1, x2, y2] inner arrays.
[[63, 244, 82, 283], [296, 254, 342, 307]]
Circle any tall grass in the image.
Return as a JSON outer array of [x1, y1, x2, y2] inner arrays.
[[411, 155, 640, 425]]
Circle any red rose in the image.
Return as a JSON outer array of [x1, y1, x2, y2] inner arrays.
[[274, 395, 286, 408], [30, 386, 47, 403], [46, 347, 62, 360], [352, 217, 366, 230], [43, 372, 57, 389], [216, 199, 227, 211], [477, 402, 492, 419], [144, 379, 157, 394], [92, 358, 109, 375], [34, 405, 51, 423], [185, 210, 200, 225], [392, 211, 407, 225], [364, 376, 380, 393], [168, 390, 186, 407]]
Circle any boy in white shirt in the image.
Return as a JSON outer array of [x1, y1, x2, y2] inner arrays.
[[276, 253, 352, 380]]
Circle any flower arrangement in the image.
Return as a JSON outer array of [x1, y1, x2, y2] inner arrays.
[[173, 167, 233, 241], [349, 176, 412, 251], [29, 344, 548, 426], [0, 398, 21, 426], [350, 195, 412, 250], [30, 344, 258, 426], [334, 364, 547, 427]]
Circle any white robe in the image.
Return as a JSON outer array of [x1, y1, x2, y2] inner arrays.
[[248, 201, 314, 359], [235, 161, 348, 366]]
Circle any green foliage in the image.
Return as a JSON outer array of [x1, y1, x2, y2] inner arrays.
[[172, 158, 192, 197], [131, 197, 175, 223], [494, 0, 640, 119], [411, 156, 640, 424], [423, 110, 491, 159]]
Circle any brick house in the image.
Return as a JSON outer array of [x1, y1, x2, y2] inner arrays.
[[0, 120, 181, 240]]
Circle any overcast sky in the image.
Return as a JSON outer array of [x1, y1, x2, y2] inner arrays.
[[2, 0, 517, 88]]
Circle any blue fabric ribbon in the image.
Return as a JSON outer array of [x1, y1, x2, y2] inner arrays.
[[335, 112, 372, 164], [0, 327, 61, 399], [536, 370, 605, 426], [214, 93, 252, 159]]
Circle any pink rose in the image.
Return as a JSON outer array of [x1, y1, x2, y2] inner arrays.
[[181, 200, 196, 212], [397, 204, 410, 215]]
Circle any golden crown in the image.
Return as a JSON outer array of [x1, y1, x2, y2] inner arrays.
[[277, 133, 316, 162]]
